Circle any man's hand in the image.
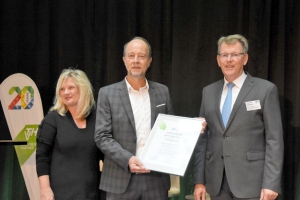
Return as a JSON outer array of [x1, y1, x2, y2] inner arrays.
[[128, 156, 150, 174], [194, 184, 206, 200], [195, 117, 207, 133], [260, 188, 278, 200], [201, 119, 207, 133]]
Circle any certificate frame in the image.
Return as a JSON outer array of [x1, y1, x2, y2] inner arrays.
[[139, 114, 203, 176]]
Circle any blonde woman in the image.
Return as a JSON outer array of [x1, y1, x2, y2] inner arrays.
[[36, 69, 103, 200]]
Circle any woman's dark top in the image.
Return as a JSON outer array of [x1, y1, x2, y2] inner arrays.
[[36, 110, 103, 200]]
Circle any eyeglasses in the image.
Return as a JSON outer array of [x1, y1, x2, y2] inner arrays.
[[218, 53, 245, 60]]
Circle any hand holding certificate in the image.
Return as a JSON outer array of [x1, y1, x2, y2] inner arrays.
[[139, 114, 205, 176]]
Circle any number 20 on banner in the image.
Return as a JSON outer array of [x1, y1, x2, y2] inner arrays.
[[8, 86, 34, 110]]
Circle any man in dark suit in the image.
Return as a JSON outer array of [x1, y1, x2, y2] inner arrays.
[[94, 37, 173, 200], [193, 34, 284, 200]]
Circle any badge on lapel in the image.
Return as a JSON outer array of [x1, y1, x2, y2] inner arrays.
[[245, 100, 261, 111]]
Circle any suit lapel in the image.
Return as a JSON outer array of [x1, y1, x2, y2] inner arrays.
[[226, 74, 254, 129], [118, 80, 136, 132], [148, 81, 157, 128], [215, 80, 226, 129]]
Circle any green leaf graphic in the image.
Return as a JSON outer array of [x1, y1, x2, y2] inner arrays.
[[14, 124, 38, 166]]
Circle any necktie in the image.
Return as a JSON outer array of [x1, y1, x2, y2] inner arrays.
[[222, 82, 235, 127]]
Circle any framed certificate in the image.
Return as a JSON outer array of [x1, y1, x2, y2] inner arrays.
[[139, 114, 204, 176]]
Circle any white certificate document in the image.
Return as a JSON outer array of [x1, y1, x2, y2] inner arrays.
[[139, 114, 204, 176]]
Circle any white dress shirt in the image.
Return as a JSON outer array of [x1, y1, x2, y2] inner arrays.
[[125, 78, 151, 157], [220, 71, 247, 112]]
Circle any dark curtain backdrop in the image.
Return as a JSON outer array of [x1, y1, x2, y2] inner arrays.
[[1, 0, 299, 199]]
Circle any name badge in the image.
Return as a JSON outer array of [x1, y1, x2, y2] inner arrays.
[[245, 100, 261, 111]]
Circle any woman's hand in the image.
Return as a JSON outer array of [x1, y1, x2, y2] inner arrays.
[[38, 175, 55, 200], [40, 186, 55, 200]]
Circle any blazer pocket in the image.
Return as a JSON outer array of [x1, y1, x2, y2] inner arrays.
[[156, 103, 167, 113], [156, 103, 166, 108], [246, 151, 265, 160]]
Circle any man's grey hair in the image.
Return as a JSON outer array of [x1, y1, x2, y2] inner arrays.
[[123, 36, 152, 58], [217, 34, 248, 54]]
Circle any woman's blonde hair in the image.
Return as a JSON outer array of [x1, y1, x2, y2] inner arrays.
[[50, 68, 95, 119]]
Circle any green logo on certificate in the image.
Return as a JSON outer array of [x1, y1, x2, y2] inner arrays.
[[159, 121, 166, 130]]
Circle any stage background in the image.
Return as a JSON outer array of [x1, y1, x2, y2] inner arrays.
[[1, 0, 299, 199]]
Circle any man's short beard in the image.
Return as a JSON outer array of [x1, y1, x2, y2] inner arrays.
[[130, 71, 144, 78]]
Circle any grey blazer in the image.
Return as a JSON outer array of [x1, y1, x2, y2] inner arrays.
[[95, 79, 173, 194], [194, 73, 284, 198]]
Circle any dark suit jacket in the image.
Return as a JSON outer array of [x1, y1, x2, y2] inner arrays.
[[95, 79, 173, 194], [194, 73, 284, 198]]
